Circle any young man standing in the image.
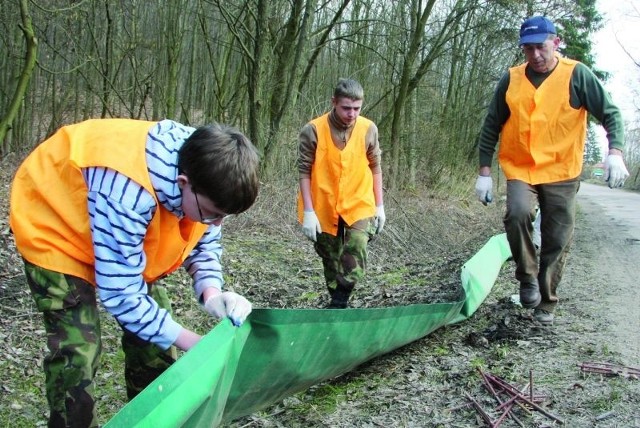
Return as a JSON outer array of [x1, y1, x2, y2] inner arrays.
[[297, 78, 385, 308]]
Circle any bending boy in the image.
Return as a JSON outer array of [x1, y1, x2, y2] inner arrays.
[[10, 119, 259, 426]]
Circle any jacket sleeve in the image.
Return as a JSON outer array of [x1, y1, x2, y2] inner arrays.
[[85, 167, 182, 350], [478, 71, 511, 167], [298, 123, 318, 179], [365, 122, 382, 174], [571, 63, 625, 151], [183, 226, 224, 302]]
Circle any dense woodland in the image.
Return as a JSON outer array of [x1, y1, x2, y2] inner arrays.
[[1, 0, 639, 189]]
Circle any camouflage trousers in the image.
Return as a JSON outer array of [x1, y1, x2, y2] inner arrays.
[[314, 217, 376, 303], [24, 260, 176, 428]]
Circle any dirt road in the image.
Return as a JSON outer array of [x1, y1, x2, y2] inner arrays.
[[574, 182, 640, 366]]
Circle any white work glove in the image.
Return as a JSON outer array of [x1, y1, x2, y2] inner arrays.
[[374, 205, 386, 234], [302, 210, 322, 242], [532, 208, 542, 249], [604, 154, 629, 189], [204, 291, 252, 327], [475, 175, 493, 205]]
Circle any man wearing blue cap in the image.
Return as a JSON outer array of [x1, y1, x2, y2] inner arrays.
[[473, 16, 629, 325]]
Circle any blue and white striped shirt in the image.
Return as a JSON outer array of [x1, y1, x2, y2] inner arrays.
[[83, 119, 224, 350]]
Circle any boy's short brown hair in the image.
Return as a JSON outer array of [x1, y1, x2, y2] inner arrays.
[[333, 78, 364, 101], [178, 123, 260, 214]]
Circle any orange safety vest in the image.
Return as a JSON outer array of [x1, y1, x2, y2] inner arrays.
[[297, 113, 376, 236], [499, 56, 587, 184], [9, 119, 208, 285]]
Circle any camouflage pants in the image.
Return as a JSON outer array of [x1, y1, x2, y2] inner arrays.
[[314, 217, 376, 298], [24, 261, 176, 428]]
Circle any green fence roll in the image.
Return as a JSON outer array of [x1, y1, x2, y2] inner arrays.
[[105, 233, 511, 427], [455, 233, 513, 323]]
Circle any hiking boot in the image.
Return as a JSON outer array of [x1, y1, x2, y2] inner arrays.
[[326, 298, 348, 309], [534, 308, 554, 325], [519, 282, 541, 309], [326, 281, 353, 309], [326, 288, 349, 308]]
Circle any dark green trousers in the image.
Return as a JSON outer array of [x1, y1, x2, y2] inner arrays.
[[24, 261, 176, 428], [504, 178, 580, 312]]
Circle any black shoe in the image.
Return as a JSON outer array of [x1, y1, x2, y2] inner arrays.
[[327, 282, 352, 309], [534, 308, 554, 325], [326, 299, 348, 309], [519, 282, 541, 309]]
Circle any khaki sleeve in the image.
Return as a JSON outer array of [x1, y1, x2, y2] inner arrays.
[[298, 123, 318, 179], [365, 122, 382, 174]]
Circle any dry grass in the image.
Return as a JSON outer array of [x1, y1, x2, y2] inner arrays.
[[1, 155, 639, 427]]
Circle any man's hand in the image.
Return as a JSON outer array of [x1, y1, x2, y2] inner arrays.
[[604, 154, 629, 189], [302, 210, 322, 242], [374, 205, 386, 234], [204, 292, 252, 327], [475, 175, 493, 205]]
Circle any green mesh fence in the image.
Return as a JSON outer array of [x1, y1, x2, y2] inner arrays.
[[105, 233, 511, 427]]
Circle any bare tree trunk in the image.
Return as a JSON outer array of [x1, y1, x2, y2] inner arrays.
[[164, 3, 185, 119], [247, 0, 268, 154], [386, 0, 437, 190], [0, 0, 37, 156], [263, 0, 315, 168], [100, 1, 113, 118]]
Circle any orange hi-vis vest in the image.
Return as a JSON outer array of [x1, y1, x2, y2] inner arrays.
[[499, 56, 587, 184], [297, 113, 376, 236], [9, 119, 208, 285]]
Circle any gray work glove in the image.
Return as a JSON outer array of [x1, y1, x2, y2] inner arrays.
[[604, 154, 629, 189], [374, 205, 386, 234], [475, 175, 493, 205], [204, 291, 252, 327], [302, 210, 322, 242]]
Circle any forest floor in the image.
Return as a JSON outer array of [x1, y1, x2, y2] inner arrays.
[[1, 154, 639, 427]]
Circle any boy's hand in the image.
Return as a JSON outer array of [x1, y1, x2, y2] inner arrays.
[[204, 292, 252, 327], [302, 210, 322, 242], [174, 329, 202, 351], [374, 205, 386, 234]]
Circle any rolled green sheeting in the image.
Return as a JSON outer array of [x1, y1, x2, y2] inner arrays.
[[105, 233, 510, 427]]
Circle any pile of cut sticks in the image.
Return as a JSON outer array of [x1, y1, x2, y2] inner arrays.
[[463, 368, 564, 427], [578, 361, 640, 379]]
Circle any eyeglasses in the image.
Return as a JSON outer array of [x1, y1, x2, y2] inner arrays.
[[193, 189, 228, 224]]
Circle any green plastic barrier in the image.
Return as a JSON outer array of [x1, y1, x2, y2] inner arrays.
[[105, 233, 510, 427], [454, 233, 513, 323]]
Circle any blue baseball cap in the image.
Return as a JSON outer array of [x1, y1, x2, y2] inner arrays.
[[519, 16, 556, 46]]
